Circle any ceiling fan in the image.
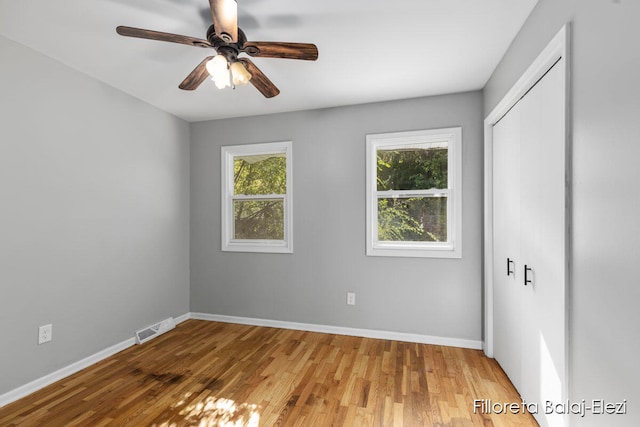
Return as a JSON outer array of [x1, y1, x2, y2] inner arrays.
[[116, 0, 318, 98]]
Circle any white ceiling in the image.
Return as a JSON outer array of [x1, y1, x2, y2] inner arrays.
[[0, 0, 538, 122]]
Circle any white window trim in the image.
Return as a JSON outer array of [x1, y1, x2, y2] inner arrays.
[[221, 141, 293, 253], [366, 127, 462, 258]]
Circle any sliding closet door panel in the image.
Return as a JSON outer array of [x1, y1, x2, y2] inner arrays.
[[492, 102, 523, 391], [519, 58, 566, 426]]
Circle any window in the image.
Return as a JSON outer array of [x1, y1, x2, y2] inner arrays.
[[221, 141, 293, 253], [366, 128, 461, 258]]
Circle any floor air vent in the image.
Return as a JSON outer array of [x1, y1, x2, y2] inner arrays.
[[135, 317, 176, 344]]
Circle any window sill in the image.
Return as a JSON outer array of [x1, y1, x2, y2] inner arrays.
[[222, 240, 293, 254], [367, 243, 461, 259]]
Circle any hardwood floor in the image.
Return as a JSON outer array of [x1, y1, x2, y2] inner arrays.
[[0, 320, 537, 426]]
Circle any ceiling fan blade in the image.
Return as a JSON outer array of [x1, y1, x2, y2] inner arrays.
[[210, 0, 238, 43], [238, 58, 280, 98], [179, 56, 214, 91], [242, 42, 318, 61], [116, 26, 211, 48]]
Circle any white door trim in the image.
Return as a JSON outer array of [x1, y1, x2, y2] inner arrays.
[[483, 23, 571, 392]]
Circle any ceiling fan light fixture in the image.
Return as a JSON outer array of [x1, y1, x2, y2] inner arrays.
[[206, 54, 231, 89], [230, 61, 252, 86]]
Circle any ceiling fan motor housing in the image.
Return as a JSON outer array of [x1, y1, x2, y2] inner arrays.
[[207, 25, 247, 53]]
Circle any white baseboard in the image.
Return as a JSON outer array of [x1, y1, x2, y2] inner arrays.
[[0, 313, 191, 409], [173, 312, 191, 324], [190, 312, 483, 350]]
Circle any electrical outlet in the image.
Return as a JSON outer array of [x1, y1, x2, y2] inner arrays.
[[38, 324, 52, 345], [347, 292, 356, 306]]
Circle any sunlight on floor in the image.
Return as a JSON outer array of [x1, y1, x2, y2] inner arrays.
[[153, 394, 260, 427]]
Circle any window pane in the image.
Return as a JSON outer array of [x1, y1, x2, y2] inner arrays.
[[376, 147, 448, 191], [377, 197, 447, 242], [234, 199, 284, 240], [234, 155, 286, 195]]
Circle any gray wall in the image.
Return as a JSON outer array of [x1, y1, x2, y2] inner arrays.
[[0, 36, 190, 395], [484, 1, 640, 425], [191, 92, 483, 342]]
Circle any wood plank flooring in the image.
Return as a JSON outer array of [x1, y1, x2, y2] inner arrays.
[[0, 320, 537, 426]]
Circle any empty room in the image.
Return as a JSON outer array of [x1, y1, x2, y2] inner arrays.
[[1, 0, 638, 426]]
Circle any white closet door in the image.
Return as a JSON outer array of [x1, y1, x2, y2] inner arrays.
[[492, 57, 566, 427], [492, 101, 522, 390], [519, 59, 566, 425]]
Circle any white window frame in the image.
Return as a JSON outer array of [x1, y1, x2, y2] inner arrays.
[[221, 141, 293, 253], [366, 127, 462, 258]]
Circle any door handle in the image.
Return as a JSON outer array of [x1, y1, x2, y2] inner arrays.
[[507, 258, 515, 276], [524, 265, 533, 286]]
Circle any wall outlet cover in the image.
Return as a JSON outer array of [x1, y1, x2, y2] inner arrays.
[[347, 292, 356, 305], [38, 324, 52, 344]]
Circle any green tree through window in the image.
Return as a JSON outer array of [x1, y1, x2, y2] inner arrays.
[[376, 147, 449, 242], [233, 155, 286, 240]]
